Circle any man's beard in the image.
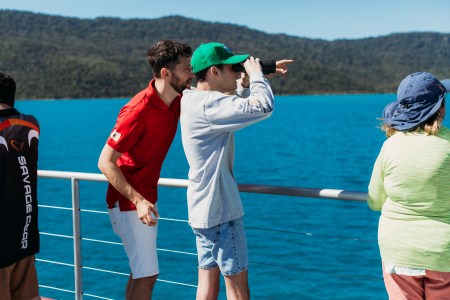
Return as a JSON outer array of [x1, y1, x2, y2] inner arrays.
[[170, 74, 188, 94]]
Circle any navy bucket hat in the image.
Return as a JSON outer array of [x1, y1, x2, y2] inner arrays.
[[383, 72, 450, 131]]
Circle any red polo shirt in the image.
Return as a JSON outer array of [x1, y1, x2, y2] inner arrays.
[[106, 79, 181, 211]]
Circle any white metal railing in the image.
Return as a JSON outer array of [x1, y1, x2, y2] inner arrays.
[[38, 170, 368, 201], [37, 170, 368, 300]]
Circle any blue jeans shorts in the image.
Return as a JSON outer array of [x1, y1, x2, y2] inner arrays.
[[192, 217, 248, 276]]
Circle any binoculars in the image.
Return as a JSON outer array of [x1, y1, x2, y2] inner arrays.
[[231, 60, 276, 75]]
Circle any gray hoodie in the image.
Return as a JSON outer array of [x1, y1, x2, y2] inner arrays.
[[180, 71, 274, 228]]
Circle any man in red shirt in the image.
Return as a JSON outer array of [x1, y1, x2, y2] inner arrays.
[[98, 40, 193, 300]]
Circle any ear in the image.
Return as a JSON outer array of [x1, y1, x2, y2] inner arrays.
[[210, 66, 220, 78], [160, 67, 171, 79]]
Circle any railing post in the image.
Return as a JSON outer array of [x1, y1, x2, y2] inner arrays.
[[71, 178, 83, 300]]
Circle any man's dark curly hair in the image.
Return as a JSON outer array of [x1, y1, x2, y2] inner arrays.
[[147, 40, 192, 78]]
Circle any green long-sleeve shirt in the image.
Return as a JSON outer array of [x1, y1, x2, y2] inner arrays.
[[368, 126, 450, 272]]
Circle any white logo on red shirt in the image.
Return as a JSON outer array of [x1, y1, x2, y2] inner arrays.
[[110, 130, 121, 142]]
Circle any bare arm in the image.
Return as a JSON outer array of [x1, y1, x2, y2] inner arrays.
[[98, 144, 159, 226]]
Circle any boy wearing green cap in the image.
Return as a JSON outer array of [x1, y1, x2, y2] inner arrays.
[[180, 42, 292, 299]]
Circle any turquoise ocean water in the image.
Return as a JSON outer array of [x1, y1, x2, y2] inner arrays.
[[16, 94, 439, 300]]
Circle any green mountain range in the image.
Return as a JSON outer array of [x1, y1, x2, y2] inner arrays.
[[1, 10, 449, 99]]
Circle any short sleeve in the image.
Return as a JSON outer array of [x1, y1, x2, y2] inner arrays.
[[106, 107, 143, 154]]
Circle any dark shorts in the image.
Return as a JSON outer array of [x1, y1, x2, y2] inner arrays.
[[0, 255, 39, 300]]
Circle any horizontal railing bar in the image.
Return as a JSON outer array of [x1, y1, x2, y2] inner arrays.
[[39, 204, 72, 211], [157, 279, 198, 288], [40, 233, 197, 257], [238, 184, 367, 201], [83, 266, 128, 276], [77, 210, 189, 223], [157, 248, 197, 256], [82, 237, 122, 246], [251, 260, 383, 282], [40, 212, 375, 245], [36, 258, 74, 267], [40, 255, 198, 291], [159, 217, 189, 223], [40, 232, 73, 239], [38, 170, 368, 201], [81, 237, 197, 255], [83, 293, 114, 300], [78, 209, 188, 223], [81, 208, 108, 214], [82, 265, 198, 288], [39, 284, 75, 294], [41, 226, 376, 247], [37, 170, 189, 186], [38, 170, 107, 182], [39, 206, 188, 224], [41, 280, 193, 300], [38, 248, 382, 283], [245, 226, 376, 243], [39, 257, 382, 295]]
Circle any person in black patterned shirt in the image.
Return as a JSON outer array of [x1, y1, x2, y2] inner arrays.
[[0, 72, 41, 300]]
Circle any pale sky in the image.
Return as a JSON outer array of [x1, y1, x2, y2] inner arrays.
[[0, 0, 449, 40]]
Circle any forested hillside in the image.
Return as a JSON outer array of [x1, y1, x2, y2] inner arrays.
[[1, 10, 449, 99]]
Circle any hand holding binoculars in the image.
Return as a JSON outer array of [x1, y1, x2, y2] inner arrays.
[[231, 60, 276, 75]]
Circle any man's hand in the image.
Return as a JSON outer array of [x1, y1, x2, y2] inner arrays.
[[136, 199, 160, 226], [243, 56, 263, 76], [273, 59, 294, 78], [236, 72, 250, 88]]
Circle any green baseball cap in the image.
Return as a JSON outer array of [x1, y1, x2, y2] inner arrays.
[[191, 42, 249, 74]]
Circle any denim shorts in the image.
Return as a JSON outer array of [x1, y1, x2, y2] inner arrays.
[[192, 217, 248, 276]]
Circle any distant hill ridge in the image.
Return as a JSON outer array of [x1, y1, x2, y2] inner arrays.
[[0, 10, 449, 99]]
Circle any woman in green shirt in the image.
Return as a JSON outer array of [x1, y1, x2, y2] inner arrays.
[[368, 72, 450, 299]]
